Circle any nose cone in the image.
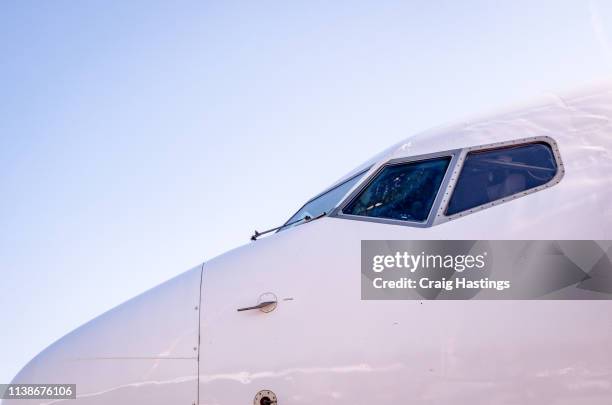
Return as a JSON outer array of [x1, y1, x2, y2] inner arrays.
[[5, 264, 203, 405]]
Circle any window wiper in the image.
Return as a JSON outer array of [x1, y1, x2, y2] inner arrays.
[[250, 212, 327, 241]]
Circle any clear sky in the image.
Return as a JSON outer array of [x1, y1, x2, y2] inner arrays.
[[1, 0, 611, 383]]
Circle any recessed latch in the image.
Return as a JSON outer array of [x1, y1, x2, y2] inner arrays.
[[237, 292, 278, 313]]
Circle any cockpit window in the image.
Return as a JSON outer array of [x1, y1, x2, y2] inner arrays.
[[343, 157, 451, 222], [280, 169, 369, 231], [446, 142, 558, 216]]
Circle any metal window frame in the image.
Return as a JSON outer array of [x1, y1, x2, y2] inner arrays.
[[435, 135, 564, 225], [329, 135, 564, 228], [329, 149, 462, 228]]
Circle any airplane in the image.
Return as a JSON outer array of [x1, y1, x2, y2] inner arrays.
[[5, 82, 612, 405]]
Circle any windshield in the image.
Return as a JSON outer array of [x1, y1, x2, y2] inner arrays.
[[280, 169, 369, 231]]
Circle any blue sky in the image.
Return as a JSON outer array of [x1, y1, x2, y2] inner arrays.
[[1, 0, 611, 382]]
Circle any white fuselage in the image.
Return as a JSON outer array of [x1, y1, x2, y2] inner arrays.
[[6, 85, 612, 405]]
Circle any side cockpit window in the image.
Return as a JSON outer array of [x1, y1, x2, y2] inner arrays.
[[343, 157, 451, 222], [445, 142, 558, 216]]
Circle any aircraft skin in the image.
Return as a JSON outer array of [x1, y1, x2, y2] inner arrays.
[[6, 83, 612, 405]]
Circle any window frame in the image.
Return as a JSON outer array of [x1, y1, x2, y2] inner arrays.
[[330, 136, 564, 228], [331, 149, 462, 228], [438, 136, 564, 224]]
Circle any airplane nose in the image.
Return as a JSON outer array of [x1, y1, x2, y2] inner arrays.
[[5, 264, 203, 405]]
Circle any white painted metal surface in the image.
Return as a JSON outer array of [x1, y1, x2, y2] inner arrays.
[[6, 83, 612, 404], [200, 220, 612, 404], [5, 265, 202, 405]]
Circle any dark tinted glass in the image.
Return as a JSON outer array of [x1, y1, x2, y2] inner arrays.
[[446, 142, 557, 216], [344, 157, 451, 222]]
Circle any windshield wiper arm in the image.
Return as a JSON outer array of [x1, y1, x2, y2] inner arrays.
[[250, 212, 327, 241]]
